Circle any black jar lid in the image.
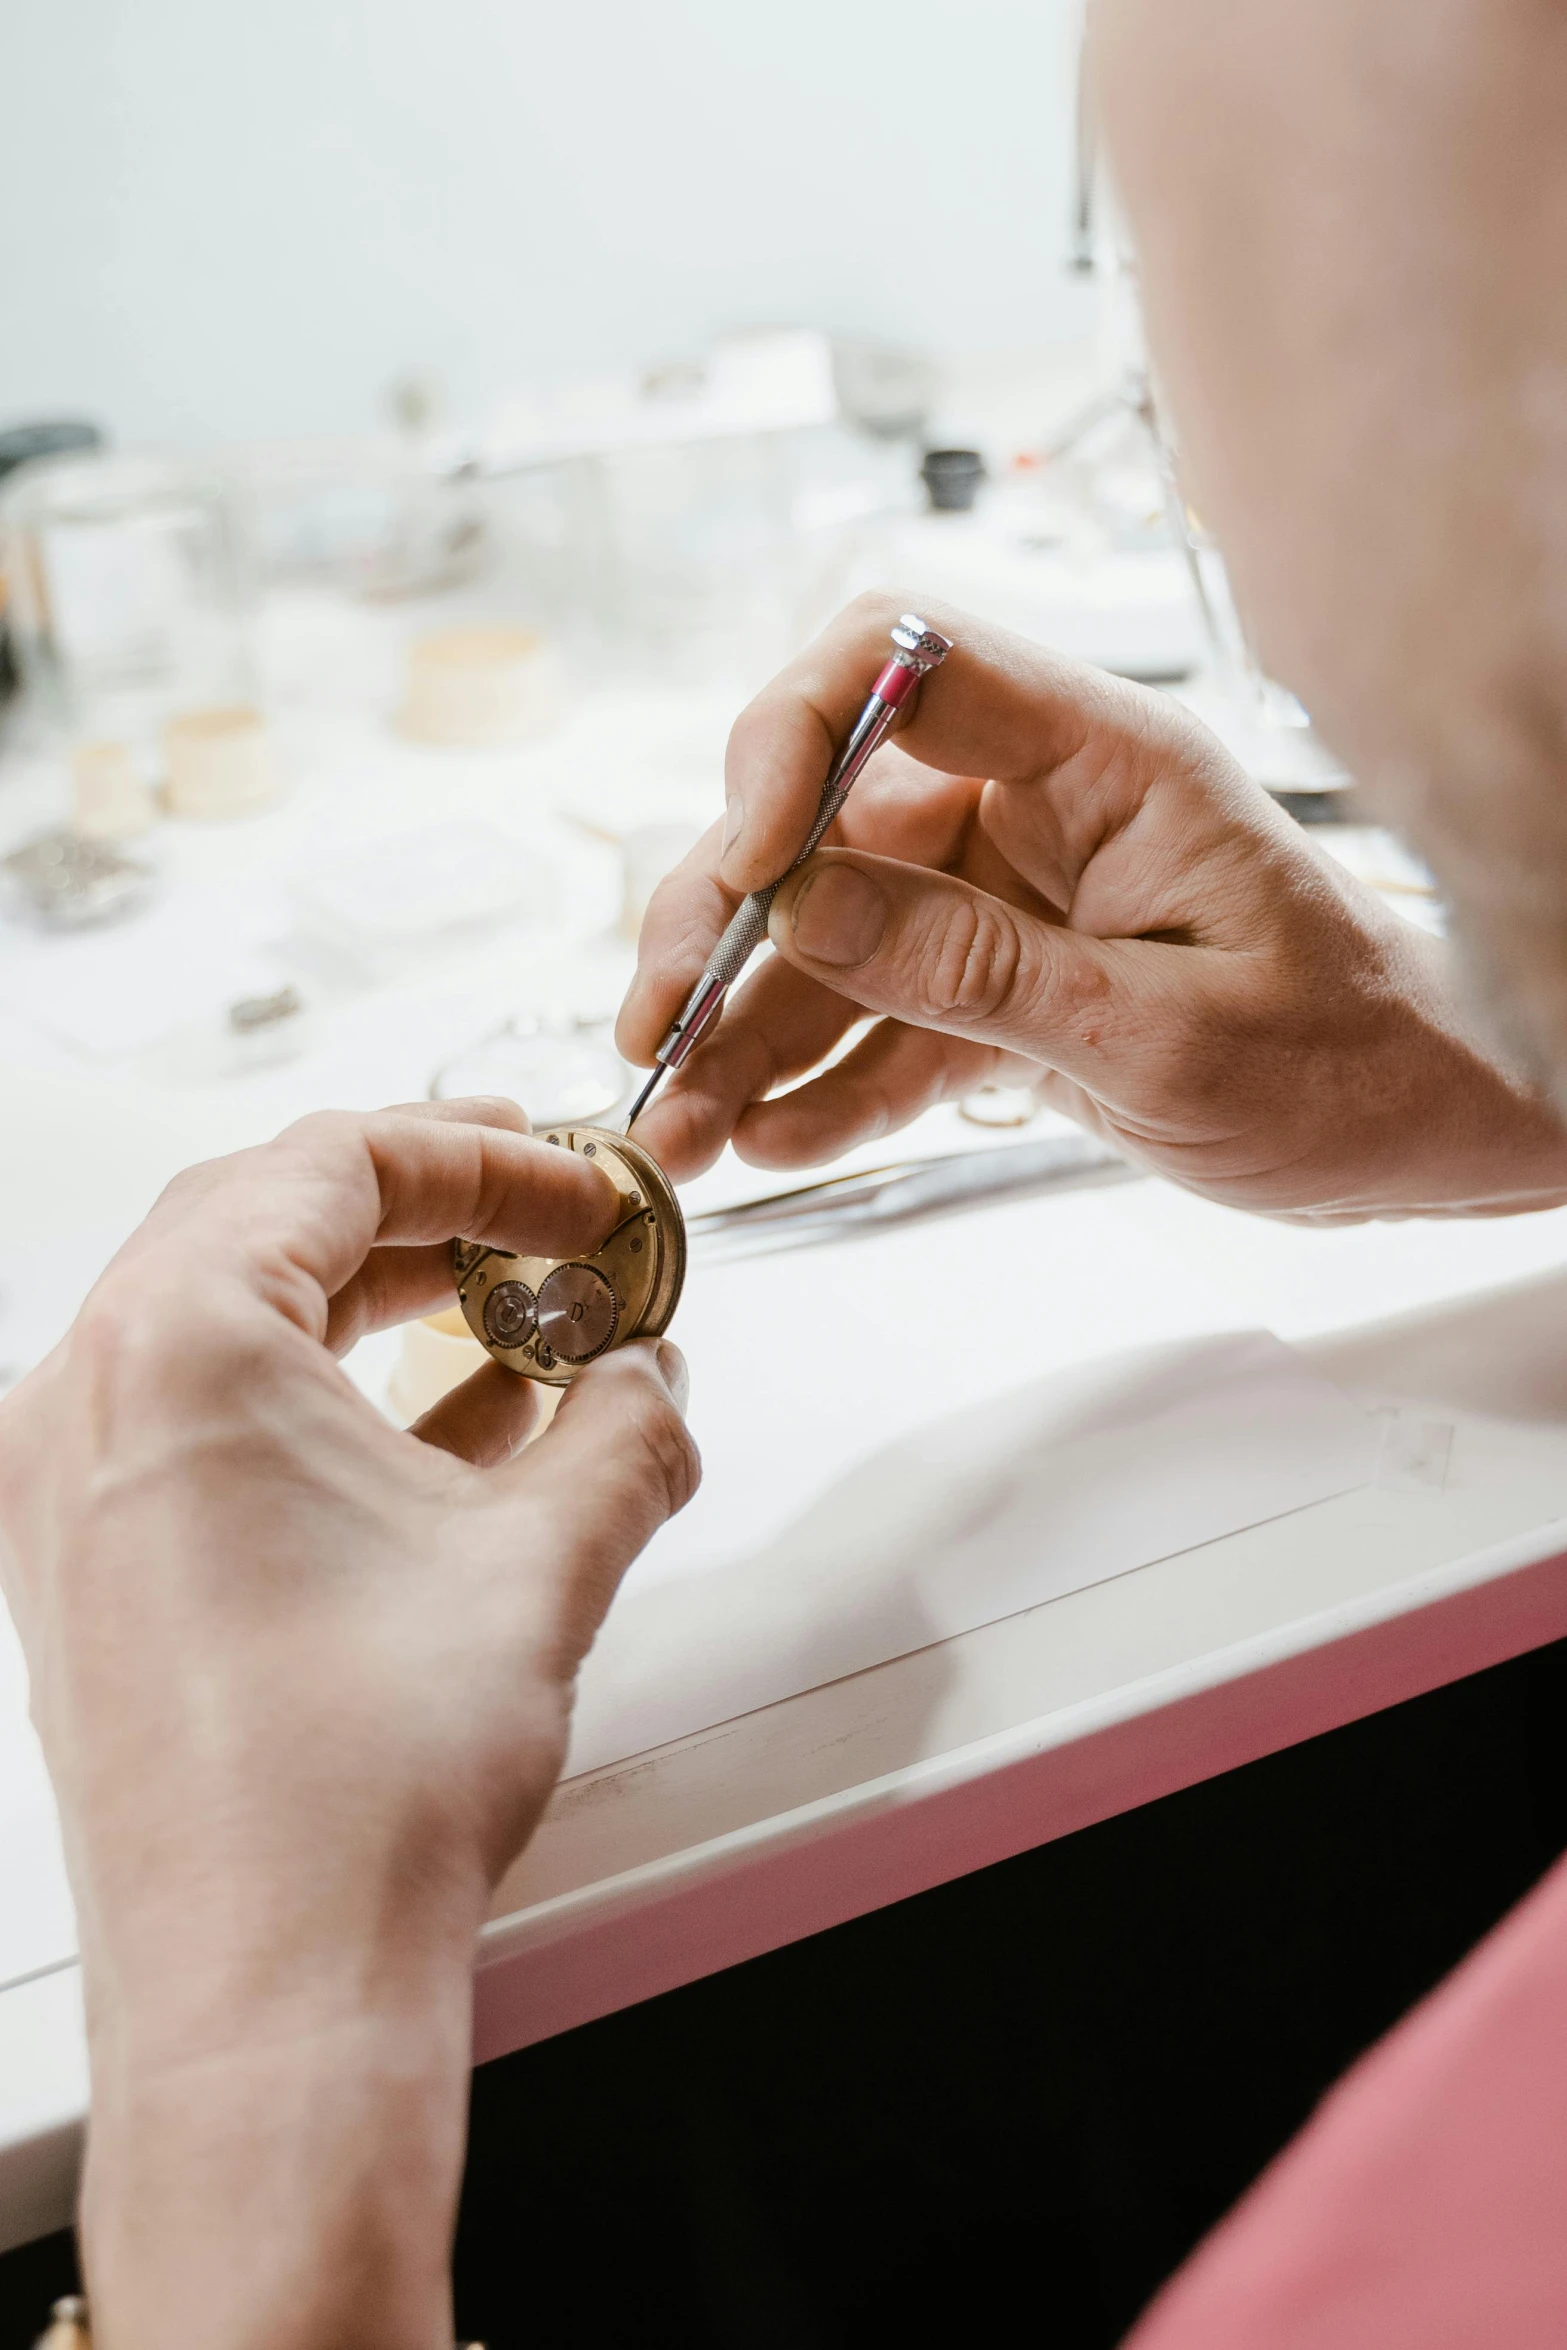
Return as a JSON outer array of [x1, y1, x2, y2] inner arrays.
[[0, 418, 103, 485], [919, 446, 987, 513]]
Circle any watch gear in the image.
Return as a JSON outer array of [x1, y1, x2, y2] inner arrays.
[[452, 1126, 684, 1386]]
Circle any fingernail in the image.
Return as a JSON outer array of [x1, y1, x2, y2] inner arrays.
[[721, 796, 744, 857], [788, 863, 888, 967], [655, 1339, 690, 1410]]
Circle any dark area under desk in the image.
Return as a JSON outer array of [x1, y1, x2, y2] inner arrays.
[[6, 1633, 1567, 2350]]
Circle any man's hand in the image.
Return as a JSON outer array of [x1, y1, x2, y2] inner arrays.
[[0, 1099, 698, 2350], [618, 594, 1567, 1221]]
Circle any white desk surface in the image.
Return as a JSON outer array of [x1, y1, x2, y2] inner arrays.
[[8, 1063, 1567, 2253]]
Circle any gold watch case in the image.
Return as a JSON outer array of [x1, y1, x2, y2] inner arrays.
[[452, 1125, 685, 1385]]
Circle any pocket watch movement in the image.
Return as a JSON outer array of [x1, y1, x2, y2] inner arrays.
[[452, 1125, 684, 1384]]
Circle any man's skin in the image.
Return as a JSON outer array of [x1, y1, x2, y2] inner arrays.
[[1091, 0, 1567, 1099], [0, 1102, 698, 2350], [6, 0, 1567, 2342], [617, 600, 1567, 1217]]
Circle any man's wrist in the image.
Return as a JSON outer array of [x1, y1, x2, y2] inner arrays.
[[84, 1981, 475, 2350], [80, 1894, 483, 2350]]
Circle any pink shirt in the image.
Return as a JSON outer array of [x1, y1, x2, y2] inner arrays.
[[1127, 1845, 1567, 2347]]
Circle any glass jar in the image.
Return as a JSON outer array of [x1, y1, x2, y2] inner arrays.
[[0, 451, 254, 745]]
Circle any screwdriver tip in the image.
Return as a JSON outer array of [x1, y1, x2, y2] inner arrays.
[[623, 1064, 665, 1132]]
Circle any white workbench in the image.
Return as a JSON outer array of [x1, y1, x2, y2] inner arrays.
[[7, 1054, 1567, 2253]]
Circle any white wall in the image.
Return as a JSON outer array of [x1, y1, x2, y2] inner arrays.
[[1, 0, 1088, 448]]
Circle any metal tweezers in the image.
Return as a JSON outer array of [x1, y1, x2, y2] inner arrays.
[[686, 1129, 1142, 1260]]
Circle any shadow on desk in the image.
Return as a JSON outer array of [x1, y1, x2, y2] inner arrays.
[[4, 1633, 1566, 2350], [1307, 1262, 1567, 1422]]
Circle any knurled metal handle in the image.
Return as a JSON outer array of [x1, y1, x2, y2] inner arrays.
[[632, 616, 953, 1118], [701, 893, 774, 989]]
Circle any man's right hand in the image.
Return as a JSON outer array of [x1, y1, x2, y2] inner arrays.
[[618, 595, 1567, 1222]]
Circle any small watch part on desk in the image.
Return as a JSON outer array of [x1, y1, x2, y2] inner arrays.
[[453, 1125, 685, 1384], [228, 982, 305, 1036], [2, 830, 154, 929], [32, 2297, 89, 2350]]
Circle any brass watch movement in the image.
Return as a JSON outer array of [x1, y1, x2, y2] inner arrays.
[[452, 1125, 685, 1385]]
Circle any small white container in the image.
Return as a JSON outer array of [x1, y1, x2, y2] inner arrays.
[[164, 704, 281, 819], [388, 1308, 487, 1423], [399, 625, 563, 746], [389, 1305, 563, 1442], [71, 740, 157, 840]]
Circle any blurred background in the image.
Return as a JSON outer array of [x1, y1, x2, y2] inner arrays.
[[0, 0, 1437, 1398], [4, 0, 1088, 444]]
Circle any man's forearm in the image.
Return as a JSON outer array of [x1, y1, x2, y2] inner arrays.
[[81, 1966, 476, 2350]]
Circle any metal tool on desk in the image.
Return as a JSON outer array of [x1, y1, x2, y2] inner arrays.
[[623, 614, 953, 1129], [686, 1130, 1142, 1262]]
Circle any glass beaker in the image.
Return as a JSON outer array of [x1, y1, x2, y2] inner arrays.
[[576, 432, 805, 689], [0, 451, 255, 746]]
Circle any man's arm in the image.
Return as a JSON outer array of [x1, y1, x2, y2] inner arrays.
[[0, 1100, 698, 2350], [1092, 0, 1567, 1109]]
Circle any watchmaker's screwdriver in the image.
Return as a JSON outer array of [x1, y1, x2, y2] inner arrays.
[[625, 613, 954, 1129]]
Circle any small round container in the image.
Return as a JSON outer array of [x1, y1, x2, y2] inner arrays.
[[959, 1081, 1039, 1130], [399, 625, 562, 746], [919, 447, 987, 513], [430, 1019, 628, 1129], [72, 740, 156, 840], [388, 1307, 488, 1423], [164, 704, 281, 820]]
